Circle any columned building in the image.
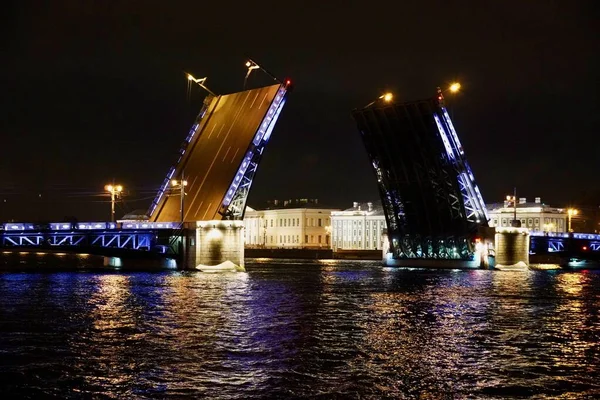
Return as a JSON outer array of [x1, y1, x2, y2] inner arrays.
[[244, 199, 339, 248], [331, 202, 386, 250], [486, 197, 567, 233]]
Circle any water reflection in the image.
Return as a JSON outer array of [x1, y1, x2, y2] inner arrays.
[[0, 265, 599, 398]]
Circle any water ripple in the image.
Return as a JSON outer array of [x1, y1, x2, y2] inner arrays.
[[0, 263, 599, 398]]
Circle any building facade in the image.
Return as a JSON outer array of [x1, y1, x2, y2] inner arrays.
[[244, 200, 338, 248], [331, 202, 387, 250], [486, 197, 568, 233]]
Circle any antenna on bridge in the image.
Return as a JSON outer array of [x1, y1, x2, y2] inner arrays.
[[186, 73, 216, 97], [244, 57, 281, 89]]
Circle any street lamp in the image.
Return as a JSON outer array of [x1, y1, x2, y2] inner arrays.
[[244, 58, 280, 89], [567, 208, 578, 233], [449, 82, 461, 93], [186, 73, 216, 96], [365, 92, 394, 108], [104, 184, 123, 222], [506, 190, 519, 226], [171, 178, 188, 223]]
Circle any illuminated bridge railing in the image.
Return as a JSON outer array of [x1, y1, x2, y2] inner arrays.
[[0, 222, 182, 253], [529, 232, 600, 254]]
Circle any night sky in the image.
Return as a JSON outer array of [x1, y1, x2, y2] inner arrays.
[[2, 0, 599, 222]]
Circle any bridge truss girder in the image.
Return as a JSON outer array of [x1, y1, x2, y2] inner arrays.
[[1, 231, 156, 251], [352, 95, 488, 261]]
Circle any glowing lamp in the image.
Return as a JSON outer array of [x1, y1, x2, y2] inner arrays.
[[449, 82, 461, 93], [382, 93, 393, 102]]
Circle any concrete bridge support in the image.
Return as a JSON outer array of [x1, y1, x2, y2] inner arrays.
[[183, 221, 245, 270], [494, 227, 529, 268]]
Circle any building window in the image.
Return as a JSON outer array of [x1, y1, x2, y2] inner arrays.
[[318, 235, 322, 244], [305, 234, 308, 243], [297, 218, 299, 226]]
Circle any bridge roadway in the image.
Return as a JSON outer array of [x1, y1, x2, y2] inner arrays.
[[1, 222, 599, 261], [151, 84, 282, 222]]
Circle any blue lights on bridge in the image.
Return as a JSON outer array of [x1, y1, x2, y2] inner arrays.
[[0, 222, 182, 254]]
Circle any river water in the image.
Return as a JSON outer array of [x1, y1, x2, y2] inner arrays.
[[0, 260, 599, 399]]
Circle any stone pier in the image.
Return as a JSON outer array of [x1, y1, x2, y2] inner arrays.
[[183, 220, 245, 270]]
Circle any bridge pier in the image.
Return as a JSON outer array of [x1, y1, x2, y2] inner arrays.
[[182, 220, 245, 271], [494, 227, 529, 269]]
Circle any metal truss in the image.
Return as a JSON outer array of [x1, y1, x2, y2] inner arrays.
[[1, 230, 158, 251], [352, 95, 487, 261], [530, 236, 600, 254], [90, 232, 153, 250], [220, 86, 288, 219], [548, 239, 565, 252]]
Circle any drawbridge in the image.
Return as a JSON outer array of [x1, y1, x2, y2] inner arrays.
[[352, 88, 489, 263], [148, 82, 289, 222]]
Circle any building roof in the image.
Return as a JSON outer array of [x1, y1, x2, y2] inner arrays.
[[333, 201, 385, 216], [486, 202, 565, 213]]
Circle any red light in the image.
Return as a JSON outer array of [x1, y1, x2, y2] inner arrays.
[[583, 246, 588, 251], [286, 80, 291, 85], [438, 96, 442, 100]]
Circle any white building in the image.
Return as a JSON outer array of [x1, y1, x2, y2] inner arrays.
[[244, 200, 338, 248], [486, 197, 567, 233], [331, 202, 387, 250]]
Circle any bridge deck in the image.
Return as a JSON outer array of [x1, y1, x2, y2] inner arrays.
[[151, 84, 282, 222]]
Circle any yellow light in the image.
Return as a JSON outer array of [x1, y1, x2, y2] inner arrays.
[[568, 209, 578, 216], [245, 61, 252, 67], [449, 82, 461, 93], [506, 195, 511, 201], [171, 179, 178, 186], [116, 185, 123, 192], [105, 184, 113, 192], [187, 74, 193, 81], [182, 180, 188, 186], [381, 93, 393, 102]]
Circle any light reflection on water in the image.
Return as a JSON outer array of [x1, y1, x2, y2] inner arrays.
[[0, 262, 599, 398]]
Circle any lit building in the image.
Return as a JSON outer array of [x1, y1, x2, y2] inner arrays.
[[486, 197, 567, 233], [244, 199, 339, 248], [331, 202, 387, 250]]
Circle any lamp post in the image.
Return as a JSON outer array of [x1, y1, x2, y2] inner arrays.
[[506, 189, 519, 227], [170, 177, 188, 224], [567, 208, 578, 233], [364, 92, 394, 108], [104, 184, 123, 222]]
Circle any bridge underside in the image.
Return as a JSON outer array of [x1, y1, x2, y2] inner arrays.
[[149, 83, 288, 222], [352, 94, 488, 261]]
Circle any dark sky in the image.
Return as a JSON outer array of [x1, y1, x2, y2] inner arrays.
[[2, 0, 599, 221]]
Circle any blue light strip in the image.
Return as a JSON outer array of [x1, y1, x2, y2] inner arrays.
[[221, 86, 287, 208], [441, 109, 464, 155], [434, 108, 489, 223], [433, 114, 455, 160], [148, 100, 211, 217]]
